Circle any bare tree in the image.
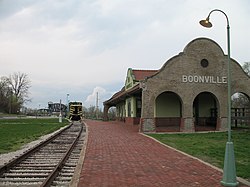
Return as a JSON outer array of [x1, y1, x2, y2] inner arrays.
[[87, 105, 96, 119], [108, 107, 116, 120], [232, 93, 250, 108], [242, 62, 250, 76], [232, 62, 250, 108], [6, 72, 31, 113], [0, 77, 10, 113], [83, 105, 104, 119]]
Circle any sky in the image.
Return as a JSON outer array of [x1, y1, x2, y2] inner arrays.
[[0, 0, 249, 109]]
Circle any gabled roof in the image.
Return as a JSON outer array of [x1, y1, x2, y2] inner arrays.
[[103, 84, 141, 106], [132, 69, 158, 81], [104, 69, 158, 106]]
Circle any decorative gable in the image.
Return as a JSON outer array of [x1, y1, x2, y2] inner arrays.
[[125, 68, 134, 90], [125, 68, 158, 91]]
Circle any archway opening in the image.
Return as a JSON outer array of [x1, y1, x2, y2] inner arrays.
[[155, 91, 182, 132], [193, 92, 219, 131], [231, 92, 250, 128], [107, 106, 117, 121]]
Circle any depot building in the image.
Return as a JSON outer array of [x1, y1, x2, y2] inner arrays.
[[103, 38, 250, 132]]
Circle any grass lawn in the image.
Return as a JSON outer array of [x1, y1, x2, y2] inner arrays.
[[0, 118, 69, 154], [148, 129, 250, 180]]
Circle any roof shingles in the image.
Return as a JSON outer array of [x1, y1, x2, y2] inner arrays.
[[132, 69, 158, 81]]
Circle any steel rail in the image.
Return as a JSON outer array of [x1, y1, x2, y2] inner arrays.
[[0, 122, 73, 176], [40, 123, 83, 187]]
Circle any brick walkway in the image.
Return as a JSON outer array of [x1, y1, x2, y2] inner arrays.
[[78, 120, 246, 187]]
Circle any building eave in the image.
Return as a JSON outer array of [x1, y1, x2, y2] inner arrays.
[[104, 84, 141, 106]]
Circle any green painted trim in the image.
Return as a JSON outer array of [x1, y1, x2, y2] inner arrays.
[[125, 97, 137, 117], [125, 68, 139, 91]]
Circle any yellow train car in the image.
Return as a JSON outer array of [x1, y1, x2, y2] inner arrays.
[[69, 102, 83, 121]]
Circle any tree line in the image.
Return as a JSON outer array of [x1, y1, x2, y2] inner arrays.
[[0, 72, 31, 114], [83, 106, 116, 120]]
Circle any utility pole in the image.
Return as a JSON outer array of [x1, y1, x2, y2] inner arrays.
[[96, 92, 99, 119]]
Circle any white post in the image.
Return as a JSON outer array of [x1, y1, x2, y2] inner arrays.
[[59, 99, 62, 123]]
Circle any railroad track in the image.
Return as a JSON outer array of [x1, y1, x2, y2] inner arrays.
[[0, 121, 86, 187]]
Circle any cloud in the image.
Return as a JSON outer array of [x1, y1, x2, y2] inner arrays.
[[84, 86, 113, 108], [0, 0, 249, 109]]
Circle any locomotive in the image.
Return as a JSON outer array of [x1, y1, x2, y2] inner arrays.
[[69, 102, 83, 121]]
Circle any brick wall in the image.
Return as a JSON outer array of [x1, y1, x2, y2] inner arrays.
[[140, 38, 250, 133], [125, 117, 140, 125]]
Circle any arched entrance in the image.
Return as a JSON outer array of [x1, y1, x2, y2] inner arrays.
[[232, 92, 250, 128], [155, 91, 182, 132], [193, 92, 219, 131]]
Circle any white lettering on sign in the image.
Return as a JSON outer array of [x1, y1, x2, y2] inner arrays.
[[182, 75, 227, 84]]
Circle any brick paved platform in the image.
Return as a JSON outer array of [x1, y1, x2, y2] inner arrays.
[[78, 120, 247, 187]]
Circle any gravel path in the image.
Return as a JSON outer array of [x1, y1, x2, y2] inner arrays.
[[0, 126, 68, 167]]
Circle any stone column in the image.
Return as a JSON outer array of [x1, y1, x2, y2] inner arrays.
[[219, 117, 228, 131], [140, 118, 156, 132], [181, 99, 195, 132], [103, 104, 110, 121], [181, 117, 195, 132]]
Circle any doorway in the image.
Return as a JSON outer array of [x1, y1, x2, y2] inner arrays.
[[193, 92, 219, 131]]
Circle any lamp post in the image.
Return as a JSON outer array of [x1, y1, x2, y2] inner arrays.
[[200, 9, 238, 187], [67, 93, 70, 117]]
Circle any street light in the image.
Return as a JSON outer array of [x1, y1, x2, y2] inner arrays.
[[200, 9, 238, 186], [67, 93, 70, 117]]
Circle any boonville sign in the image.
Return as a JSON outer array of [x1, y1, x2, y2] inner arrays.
[[182, 75, 227, 84]]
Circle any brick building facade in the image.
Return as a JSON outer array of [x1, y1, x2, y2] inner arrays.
[[103, 38, 250, 132]]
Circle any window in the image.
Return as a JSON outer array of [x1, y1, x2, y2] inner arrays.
[[201, 59, 209, 68]]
